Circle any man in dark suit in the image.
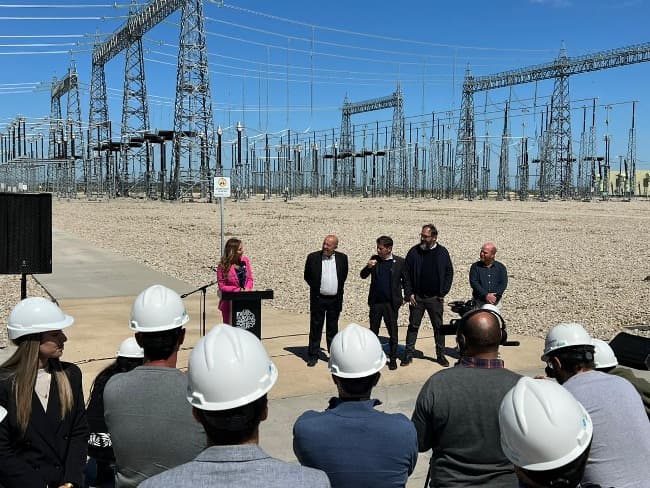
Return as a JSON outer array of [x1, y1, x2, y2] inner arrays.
[[360, 235, 411, 370], [304, 234, 349, 367]]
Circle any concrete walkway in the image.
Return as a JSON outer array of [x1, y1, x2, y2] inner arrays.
[[8, 228, 646, 487]]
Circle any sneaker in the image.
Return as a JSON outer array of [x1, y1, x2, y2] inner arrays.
[[388, 358, 398, 370], [306, 356, 318, 367], [400, 356, 412, 367]]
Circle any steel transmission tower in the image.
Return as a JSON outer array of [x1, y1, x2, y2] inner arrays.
[[87, 58, 110, 199], [120, 1, 150, 197], [548, 45, 573, 198], [90, 0, 186, 199], [458, 41, 650, 199], [339, 84, 405, 195], [626, 101, 637, 198], [497, 101, 510, 200], [458, 66, 477, 200], [172, 0, 218, 200]]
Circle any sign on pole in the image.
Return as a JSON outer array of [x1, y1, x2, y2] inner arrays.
[[213, 176, 231, 198]]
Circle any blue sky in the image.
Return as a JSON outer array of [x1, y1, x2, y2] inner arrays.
[[1, 0, 649, 170]]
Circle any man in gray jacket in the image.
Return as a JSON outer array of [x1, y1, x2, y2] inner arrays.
[[140, 324, 330, 488]]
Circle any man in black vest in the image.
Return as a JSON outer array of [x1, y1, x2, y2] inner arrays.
[[360, 236, 412, 370]]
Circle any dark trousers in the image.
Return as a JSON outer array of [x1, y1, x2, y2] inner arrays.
[[369, 301, 399, 358], [405, 294, 445, 357], [308, 295, 340, 357]]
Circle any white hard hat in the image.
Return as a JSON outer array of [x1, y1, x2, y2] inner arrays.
[[187, 324, 278, 411], [328, 323, 386, 378], [541, 323, 592, 361], [592, 338, 618, 369], [117, 337, 144, 358], [499, 377, 593, 471], [129, 285, 189, 332], [480, 303, 505, 329], [8, 297, 74, 340]]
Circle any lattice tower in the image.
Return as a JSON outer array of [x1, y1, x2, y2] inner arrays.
[[497, 101, 510, 200], [548, 46, 573, 198], [457, 41, 650, 199], [172, 0, 217, 200], [458, 66, 477, 199], [626, 101, 637, 197], [120, 3, 150, 197], [87, 60, 109, 199]]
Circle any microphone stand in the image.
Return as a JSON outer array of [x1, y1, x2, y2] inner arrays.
[[181, 281, 219, 336]]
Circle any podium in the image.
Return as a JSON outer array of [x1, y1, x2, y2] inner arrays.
[[221, 289, 274, 339]]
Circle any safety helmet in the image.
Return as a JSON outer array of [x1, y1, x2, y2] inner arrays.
[[499, 377, 593, 471], [187, 324, 278, 411], [541, 323, 592, 361], [328, 323, 386, 378], [117, 337, 144, 359], [129, 285, 189, 333], [8, 297, 74, 340], [592, 338, 618, 369]]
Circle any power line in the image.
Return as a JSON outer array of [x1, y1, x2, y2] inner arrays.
[[215, 2, 556, 54]]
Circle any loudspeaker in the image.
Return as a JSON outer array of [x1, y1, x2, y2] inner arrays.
[[609, 332, 650, 371], [0, 193, 52, 274]]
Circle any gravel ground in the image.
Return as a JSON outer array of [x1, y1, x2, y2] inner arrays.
[[1, 196, 649, 347]]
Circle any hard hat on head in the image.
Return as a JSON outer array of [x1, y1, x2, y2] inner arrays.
[[130, 285, 189, 333], [328, 323, 386, 378], [187, 324, 278, 411], [541, 323, 592, 361], [8, 297, 74, 340], [499, 377, 593, 471], [592, 338, 618, 369], [117, 337, 144, 358]]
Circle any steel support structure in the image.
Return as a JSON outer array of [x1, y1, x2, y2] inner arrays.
[[89, 0, 186, 199], [172, 0, 217, 200], [458, 41, 650, 199], [497, 101, 510, 200], [339, 84, 405, 196], [626, 101, 637, 198], [120, 31, 150, 197]]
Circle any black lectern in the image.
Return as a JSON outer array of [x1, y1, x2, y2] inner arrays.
[[221, 289, 274, 339]]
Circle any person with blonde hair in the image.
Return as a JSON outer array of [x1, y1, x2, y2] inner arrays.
[[217, 237, 254, 323], [0, 297, 88, 488]]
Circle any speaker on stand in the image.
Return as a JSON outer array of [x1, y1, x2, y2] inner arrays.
[[0, 193, 52, 299]]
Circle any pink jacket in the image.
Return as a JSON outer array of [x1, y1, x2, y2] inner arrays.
[[217, 256, 254, 315]]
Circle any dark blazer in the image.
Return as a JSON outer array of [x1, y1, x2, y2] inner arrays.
[[304, 250, 349, 311], [0, 361, 89, 488], [360, 255, 412, 309]]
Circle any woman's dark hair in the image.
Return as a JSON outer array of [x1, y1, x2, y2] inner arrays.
[[87, 356, 144, 407]]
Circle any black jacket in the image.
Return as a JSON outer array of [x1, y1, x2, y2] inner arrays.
[[0, 361, 89, 488], [360, 255, 412, 309], [405, 243, 454, 297], [304, 250, 349, 311]]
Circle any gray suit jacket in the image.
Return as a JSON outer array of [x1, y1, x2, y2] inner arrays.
[[139, 444, 331, 488]]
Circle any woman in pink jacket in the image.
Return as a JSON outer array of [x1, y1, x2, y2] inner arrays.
[[217, 237, 254, 323]]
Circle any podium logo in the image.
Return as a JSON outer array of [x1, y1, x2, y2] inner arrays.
[[236, 309, 256, 330]]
